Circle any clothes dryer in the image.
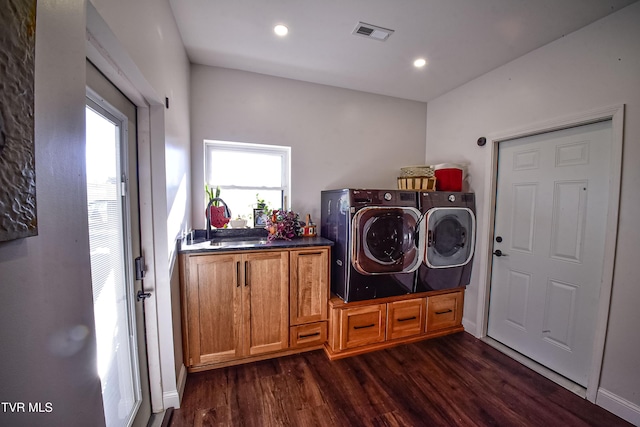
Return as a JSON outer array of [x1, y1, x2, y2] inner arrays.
[[321, 189, 423, 302], [416, 192, 476, 292]]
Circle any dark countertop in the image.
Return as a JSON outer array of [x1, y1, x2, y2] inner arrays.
[[179, 230, 333, 255]]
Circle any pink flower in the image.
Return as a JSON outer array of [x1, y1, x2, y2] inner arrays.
[[266, 210, 302, 241]]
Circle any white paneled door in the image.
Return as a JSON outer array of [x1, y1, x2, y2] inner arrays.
[[488, 120, 612, 387]]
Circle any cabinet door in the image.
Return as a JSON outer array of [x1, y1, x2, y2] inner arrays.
[[243, 251, 289, 356], [340, 304, 386, 350], [387, 298, 425, 340], [290, 248, 329, 325], [185, 254, 242, 366], [426, 290, 464, 332]]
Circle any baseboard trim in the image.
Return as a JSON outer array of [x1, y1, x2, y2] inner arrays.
[[177, 363, 187, 405], [162, 390, 180, 410], [596, 388, 640, 425], [462, 317, 477, 337]]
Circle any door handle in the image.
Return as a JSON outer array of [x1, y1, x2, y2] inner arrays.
[[244, 261, 250, 286], [353, 323, 376, 330], [136, 290, 151, 302], [299, 332, 321, 339], [236, 261, 240, 287], [493, 249, 507, 257], [244, 261, 251, 287]]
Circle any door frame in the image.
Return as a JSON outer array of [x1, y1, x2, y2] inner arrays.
[[475, 104, 624, 402]]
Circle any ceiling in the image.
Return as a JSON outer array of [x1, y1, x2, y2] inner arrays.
[[169, 0, 637, 103]]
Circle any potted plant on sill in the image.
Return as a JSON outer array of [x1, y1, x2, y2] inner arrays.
[[205, 184, 230, 228], [255, 194, 270, 213]]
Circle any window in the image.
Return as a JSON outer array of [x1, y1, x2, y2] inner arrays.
[[204, 140, 291, 226]]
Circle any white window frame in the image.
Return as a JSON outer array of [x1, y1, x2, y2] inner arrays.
[[204, 140, 291, 210]]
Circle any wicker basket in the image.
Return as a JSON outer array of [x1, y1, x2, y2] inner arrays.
[[397, 176, 436, 191], [400, 165, 435, 177]]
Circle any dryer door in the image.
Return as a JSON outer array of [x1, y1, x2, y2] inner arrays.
[[424, 207, 476, 268], [351, 207, 422, 275]]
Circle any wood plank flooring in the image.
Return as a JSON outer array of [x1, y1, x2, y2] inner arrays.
[[170, 332, 631, 426]]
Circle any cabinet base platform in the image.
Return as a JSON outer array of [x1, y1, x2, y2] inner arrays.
[[325, 288, 465, 360], [323, 326, 464, 360], [186, 344, 325, 373]]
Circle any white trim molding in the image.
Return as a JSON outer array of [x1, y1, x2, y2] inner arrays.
[[597, 389, 640, 426], [461, 318, 477, 336], [177, 364, 188, 405]]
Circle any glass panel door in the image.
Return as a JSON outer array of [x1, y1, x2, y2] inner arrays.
[[86, 103, 141, 427]]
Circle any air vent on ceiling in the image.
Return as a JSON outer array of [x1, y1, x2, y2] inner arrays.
[[352, 22, 394, 42]]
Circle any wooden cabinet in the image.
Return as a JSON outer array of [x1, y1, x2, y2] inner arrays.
[[334, 303, 387, 350], [180, 245, 331, 371], [290, 322, 327, 348], [387, 298, 425, 340], [290, 249, 328, 325], [182, 253, 242, 367], [181, 250, 289, 370], [426, 290, 463, 332], [326, 288, 464, 360], [242, 251, 289, 356], [289, 248, 329, 348]]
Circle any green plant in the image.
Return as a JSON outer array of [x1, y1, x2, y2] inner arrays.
[[255, 193, 269, 213], [205, 184, 220, 207]]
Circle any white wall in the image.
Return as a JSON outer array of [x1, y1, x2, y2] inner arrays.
[[425, 2, 640, 422], [0, 0, 192, 421], [190, 65, 428, 227], [90, 0, 191, 409], [91, 0, 191, 253], [0, 1, 106, 426]]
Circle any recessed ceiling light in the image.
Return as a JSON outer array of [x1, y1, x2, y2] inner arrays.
[[274, 24, 289, 37], [414, 58, 427, 68]]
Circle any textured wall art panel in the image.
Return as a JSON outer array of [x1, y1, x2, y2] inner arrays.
[[0, 0, 37, 242]]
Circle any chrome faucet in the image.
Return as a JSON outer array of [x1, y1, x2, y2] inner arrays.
[[205, 198, 231, 239]]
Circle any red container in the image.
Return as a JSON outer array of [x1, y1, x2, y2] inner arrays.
[[207, 206, 230, 228], [434, 164, 464, 191]]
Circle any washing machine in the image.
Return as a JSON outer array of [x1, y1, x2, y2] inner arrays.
[[415, 192, 476, 292], [321, 189, 423, 302]]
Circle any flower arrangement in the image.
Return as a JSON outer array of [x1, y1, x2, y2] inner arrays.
[[266, 210, 302, 241]]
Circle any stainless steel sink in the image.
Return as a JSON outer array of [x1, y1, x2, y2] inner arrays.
[[209, 239, 269, 248]]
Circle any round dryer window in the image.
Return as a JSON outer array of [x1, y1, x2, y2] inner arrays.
[[424, 207, 476, 269], [351, 207, 422, 275]]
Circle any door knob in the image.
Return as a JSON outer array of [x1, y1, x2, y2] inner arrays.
[[493, 249, 507, 257]]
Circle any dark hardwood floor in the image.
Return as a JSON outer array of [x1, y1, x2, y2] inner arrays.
[[170, 333, 631, 426]]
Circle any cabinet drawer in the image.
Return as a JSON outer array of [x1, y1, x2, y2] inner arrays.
[[290, 322, 327, 348], [340, 304, 386, 350], [387, 298, 425, 340], [426, 291, 463, 332]]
